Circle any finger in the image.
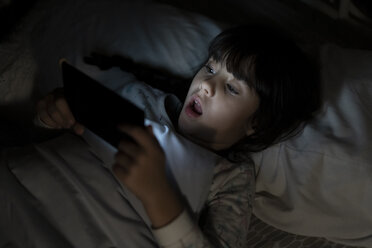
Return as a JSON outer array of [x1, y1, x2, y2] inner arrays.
[[46, 103, 67, 128], [118, 139, 140, 156], [36, 99, 61, 128], [147, 125, 154, 136], [114, 151, 134, 168], [54, 96, 76, 128], [72, 123, 85, 135], [118, 125, 159, 151], [50, 88, 74, 128], [112, 164, 128, 181], [42, 93, 68, 127]]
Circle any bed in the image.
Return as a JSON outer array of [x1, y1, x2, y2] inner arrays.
[[1, 0, 372, 247]]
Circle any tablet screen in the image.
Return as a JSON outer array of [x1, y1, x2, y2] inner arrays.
[[61, 61, 144, 147]]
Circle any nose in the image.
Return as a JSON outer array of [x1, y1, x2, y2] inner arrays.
[[200, 80, 215, 97]]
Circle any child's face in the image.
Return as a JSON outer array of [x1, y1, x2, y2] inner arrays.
[[178, 58, 260, 151]]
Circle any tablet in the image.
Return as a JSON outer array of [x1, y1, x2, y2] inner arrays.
[[61, 60, 144, 147]]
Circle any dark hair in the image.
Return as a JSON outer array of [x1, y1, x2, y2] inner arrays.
[[209, 25, 321, 155]]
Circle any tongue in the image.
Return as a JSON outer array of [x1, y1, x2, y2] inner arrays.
[[193, 102, 202, 114]]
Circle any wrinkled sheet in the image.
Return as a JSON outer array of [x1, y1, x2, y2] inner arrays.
[[252, 44, 372, 247], [1, 133, 156, 247], [0, 119, 219, 247]]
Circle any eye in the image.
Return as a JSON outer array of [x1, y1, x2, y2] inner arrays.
[[204, 64, 215, 74], [226, 83, 239, 95]]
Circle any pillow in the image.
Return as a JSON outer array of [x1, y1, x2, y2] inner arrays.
[[29, 0, 221, 96], [0, 0, 221, 147], [251, 43, 372, 247]]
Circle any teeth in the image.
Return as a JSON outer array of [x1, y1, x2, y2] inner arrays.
[[193, 99, 202, 114]]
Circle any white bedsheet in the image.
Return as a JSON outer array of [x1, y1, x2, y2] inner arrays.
[[1, 133, 157, 247], [252, 44, 372, 247], [0, 2, 223, 244], [0, 118, 219, 247]]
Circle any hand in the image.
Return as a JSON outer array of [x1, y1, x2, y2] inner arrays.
[[114, 124, 183, 228], [113, 124, 168, 202], [36, 88, 85, 135]]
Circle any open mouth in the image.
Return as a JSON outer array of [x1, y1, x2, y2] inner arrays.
[[185, 97, 203, 117]]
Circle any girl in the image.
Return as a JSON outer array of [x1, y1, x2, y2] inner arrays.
[[20, 25, 319, 247]]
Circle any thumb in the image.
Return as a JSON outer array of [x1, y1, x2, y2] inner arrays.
[[147, 125, 154, 136]]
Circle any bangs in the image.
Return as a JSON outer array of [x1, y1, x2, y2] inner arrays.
[[206, 25, 321, 153], [208, 33, 257, 89]]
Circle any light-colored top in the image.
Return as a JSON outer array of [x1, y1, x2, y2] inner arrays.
[[35, 65, 255, 247], [153, 160, 254, 248], [100, 67, 255, 247]]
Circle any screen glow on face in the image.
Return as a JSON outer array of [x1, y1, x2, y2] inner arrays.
[[178, 59, 259, 151]]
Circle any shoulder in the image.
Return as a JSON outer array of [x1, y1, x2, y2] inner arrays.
[[208, 158, 255, 202], [211, 158, 255, 190], [199, 158, 255, 247]]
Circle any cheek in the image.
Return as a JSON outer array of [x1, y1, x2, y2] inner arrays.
[[210, 101, 254, 131], [208, 105, 246, 132], [212, 99, 247, 120]]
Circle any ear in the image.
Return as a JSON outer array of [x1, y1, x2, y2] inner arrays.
[[245, 119, 256, 136]]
